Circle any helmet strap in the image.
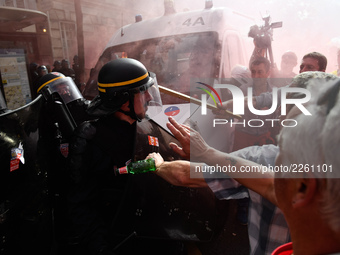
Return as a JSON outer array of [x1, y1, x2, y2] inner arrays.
[[117, 93, 141, 122], [128, 93, 142, 122]]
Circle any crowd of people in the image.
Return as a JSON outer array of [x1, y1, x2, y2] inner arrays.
[[29, 55, 82, 97], [199, 49, 339, 254]]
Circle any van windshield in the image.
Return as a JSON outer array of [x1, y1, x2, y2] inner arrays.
[[84, 32, 219, 103]]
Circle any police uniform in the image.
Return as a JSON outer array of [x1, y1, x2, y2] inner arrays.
[[66, 58, 182, 255], [35, 72, 93, 253], [67, 117, 136, 254]]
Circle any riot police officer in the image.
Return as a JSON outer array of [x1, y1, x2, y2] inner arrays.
[[35, 72, 94, 254], [52, 60, 62, 72], [36, 72, 92, 128], [66, 58, 169, 255], [60, 59, 76, 83]]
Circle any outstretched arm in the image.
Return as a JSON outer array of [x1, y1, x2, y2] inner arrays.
[[146, 152, 208, 188], [166, 116, 277, 205]]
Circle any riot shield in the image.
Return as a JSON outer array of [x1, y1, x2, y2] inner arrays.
[[0, 95, 53, 255]]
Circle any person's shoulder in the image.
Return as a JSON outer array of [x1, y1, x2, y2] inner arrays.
[[232, 144, 276, 155], [231, 144, 279, 164], [74, 120, 97, 140], [67, 120, 100, 157], [259, 144, 279, 155]]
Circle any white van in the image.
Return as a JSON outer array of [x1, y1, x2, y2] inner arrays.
[[83, 0, 254, 152]]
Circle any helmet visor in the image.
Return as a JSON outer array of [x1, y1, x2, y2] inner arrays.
[[131, 72, 162, 121], [39, 76, 83, 104]]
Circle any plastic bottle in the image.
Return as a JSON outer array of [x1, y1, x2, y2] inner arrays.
[[115, 158, 156, 175]]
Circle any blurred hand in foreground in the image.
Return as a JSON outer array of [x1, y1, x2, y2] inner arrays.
[[166, 116, 211, 161]]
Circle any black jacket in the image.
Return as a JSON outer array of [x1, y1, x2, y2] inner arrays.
[[67, 116, 136, 255]]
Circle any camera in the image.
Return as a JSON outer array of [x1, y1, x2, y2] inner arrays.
[[248, 14, 282, 49]]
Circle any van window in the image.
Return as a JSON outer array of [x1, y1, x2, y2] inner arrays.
[[83, 32, 220, 103], [222, 32, 246, 78]]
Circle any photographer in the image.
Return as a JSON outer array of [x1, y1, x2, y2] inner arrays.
[[248, 15, 282, 67], [248, 15, 286, 89]]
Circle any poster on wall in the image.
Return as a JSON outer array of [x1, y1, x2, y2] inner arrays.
[[0, 49, 31, 110]]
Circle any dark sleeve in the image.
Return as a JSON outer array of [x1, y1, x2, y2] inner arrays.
[[67, 122, 113, 254]]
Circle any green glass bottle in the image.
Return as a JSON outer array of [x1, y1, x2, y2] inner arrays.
[[115, 158, 156, 175]]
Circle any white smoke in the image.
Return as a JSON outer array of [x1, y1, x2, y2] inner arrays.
[[92, 0, 340, 73], [170, 0, 340, 72]]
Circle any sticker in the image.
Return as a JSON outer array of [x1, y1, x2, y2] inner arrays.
[[117, 166, 128, 174], [114, 159, 131, 175], [10, 148, 22, 160], [10, 159, 20, 172], [164, 106, 180, 116], [60, 143, 69, 158], [10, 146, 23, 172], [148, 136, 159, 147]]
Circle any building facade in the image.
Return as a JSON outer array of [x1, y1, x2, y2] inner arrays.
[[1, 0, 163, 79]]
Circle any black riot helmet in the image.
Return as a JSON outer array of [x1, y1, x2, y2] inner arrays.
[[87, 58, 162, 121], [36, 72, 83, 104], [37, 65, 48, 77]]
